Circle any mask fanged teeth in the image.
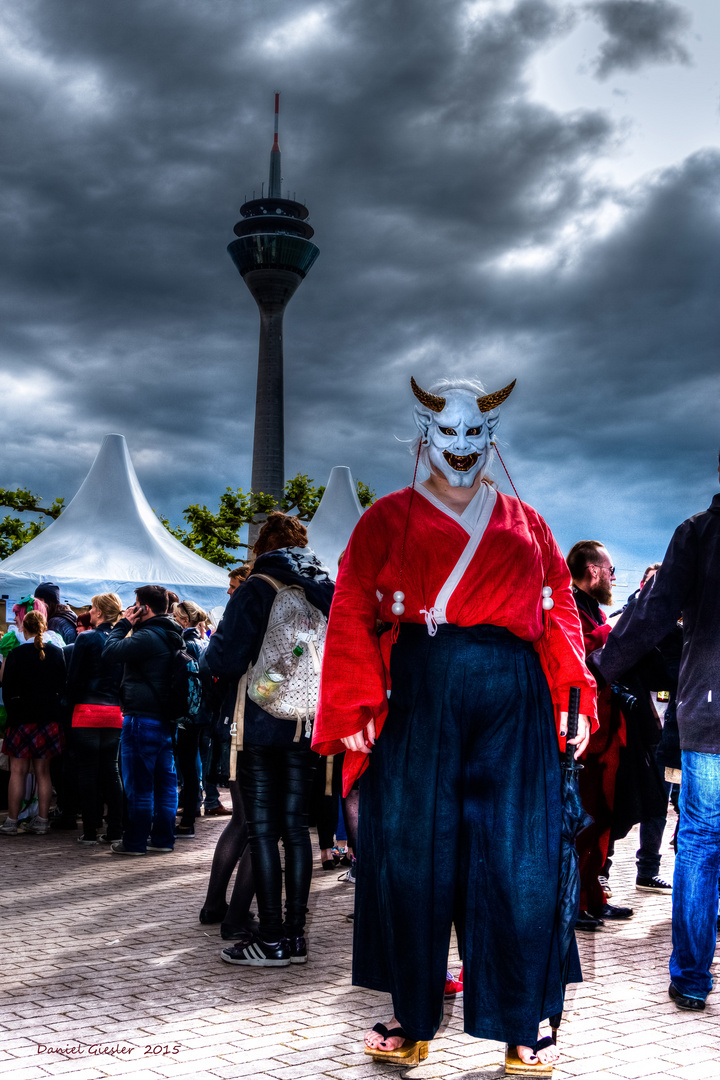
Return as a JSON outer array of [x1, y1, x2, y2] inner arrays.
[[442, 451, 479, 473]]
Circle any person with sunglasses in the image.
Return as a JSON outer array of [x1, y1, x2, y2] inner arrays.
[[567, 541, 635, 930]]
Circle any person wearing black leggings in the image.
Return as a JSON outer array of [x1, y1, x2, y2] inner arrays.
[[204, 512, 334, 967], [239, 744, 315, 946], [65, 593, 125, 844], [200, 778, 255, 937]]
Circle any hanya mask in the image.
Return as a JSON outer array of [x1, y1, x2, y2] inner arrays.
[[411, 376, 516, 488]]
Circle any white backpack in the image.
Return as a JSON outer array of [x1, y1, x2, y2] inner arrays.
[[247, 574, 327, 739]]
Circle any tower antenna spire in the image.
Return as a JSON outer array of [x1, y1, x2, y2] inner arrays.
[[268, 92, 282, 197], [228, 93, 319, 547]]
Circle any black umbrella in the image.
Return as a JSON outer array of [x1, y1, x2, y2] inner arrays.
[[549, 686, 593, 1041]]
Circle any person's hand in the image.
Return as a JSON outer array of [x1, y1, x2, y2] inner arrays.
[[340, 717, 376, 754], [124, 604, 143, 626], [559, 712, 591, 757]]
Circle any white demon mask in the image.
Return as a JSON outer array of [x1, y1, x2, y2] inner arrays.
[[411, 376, 516, 488]]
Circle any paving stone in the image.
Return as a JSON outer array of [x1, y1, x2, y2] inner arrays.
[[658, 1035, 720, 1053], [642, 1065, 720, 1080], [264, 1061, 348, 1079], [206, 1064, 284, 1079], [0, 1070, 53, 1080], [607, 1062, 687, 1079]]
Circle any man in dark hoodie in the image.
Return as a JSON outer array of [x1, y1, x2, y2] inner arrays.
[[34, 582, 78, 643], [589, 455, 720, 1012], [103, 585, 183, 856]]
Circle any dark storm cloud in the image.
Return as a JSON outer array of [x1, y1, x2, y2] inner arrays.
[[587, 0, 692, 79], [0, 0, 716, 587]]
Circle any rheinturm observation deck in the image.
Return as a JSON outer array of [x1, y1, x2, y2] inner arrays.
[[228, 94, 319, 513]]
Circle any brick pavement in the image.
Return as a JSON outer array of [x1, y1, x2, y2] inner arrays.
[[1, 801, 718, 1079]]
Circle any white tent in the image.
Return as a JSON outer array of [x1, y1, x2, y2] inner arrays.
[[306, 466, 364, 578], [0, 434, 230, 610]]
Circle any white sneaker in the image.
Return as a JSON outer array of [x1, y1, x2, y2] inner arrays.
[[0, 818, 19, 836], [338, 860, 356, 884], [25, 816, 49, 835], [598, 874, 612, 898]]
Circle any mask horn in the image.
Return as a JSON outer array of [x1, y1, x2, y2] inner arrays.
[[477, 379, 516, 413], [411, 376, 445, 413]]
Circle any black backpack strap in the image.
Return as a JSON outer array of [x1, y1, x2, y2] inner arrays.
[[142, 625, 181, 652]]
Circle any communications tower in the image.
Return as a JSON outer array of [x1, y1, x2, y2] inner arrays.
[[228, 94, 319, 533]]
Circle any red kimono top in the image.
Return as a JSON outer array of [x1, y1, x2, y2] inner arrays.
[[312, 483, 598, 792]]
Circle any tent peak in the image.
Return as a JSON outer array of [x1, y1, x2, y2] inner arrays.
[[0, 433, 229, 606]]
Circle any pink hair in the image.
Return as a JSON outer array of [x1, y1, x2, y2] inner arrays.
[[13, 597, 47, 629]]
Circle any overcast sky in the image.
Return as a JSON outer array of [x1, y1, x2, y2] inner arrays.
[[1, 0, 718, 602]]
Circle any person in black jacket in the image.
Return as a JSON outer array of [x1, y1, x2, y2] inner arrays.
[[0, 610, 66, 836], [172, 600, 212, 839], [207, 512, 334, 967], [67, 593, 125, 845], [102, 585, 183, 856], [34, 582, 78, 643], [589, 459, 720, 1011]]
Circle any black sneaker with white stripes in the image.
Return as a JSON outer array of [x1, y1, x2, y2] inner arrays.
[[221, 931, 290, 967], [636, 875, 672, 893]]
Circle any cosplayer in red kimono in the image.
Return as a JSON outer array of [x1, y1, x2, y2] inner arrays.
[[567, 543, 631, 930], [312, 376, 598, 1070]]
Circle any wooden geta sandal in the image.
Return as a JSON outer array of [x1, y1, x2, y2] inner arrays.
[[365, 1023, 429, 1067], [505, 1035, 555, 1075]]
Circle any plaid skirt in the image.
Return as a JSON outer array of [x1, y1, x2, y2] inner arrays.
[[2, 721, 65, 759]]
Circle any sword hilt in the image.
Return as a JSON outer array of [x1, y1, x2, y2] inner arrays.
[[566, 686, 581, 767]]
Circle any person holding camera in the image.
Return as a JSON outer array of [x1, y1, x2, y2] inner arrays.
[[102, 585, 184, 856]]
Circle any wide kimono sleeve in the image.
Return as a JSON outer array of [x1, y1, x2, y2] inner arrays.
[[531, 512, 599, 731], [312, 500, 393, 764]]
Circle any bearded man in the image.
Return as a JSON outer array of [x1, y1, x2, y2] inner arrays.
[[567, 541, 634, 930], [313, 376, 596, 1070]]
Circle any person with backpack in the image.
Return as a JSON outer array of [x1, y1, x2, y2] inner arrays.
[[205, 512, 334, 967], [102, 585, 185, 856]]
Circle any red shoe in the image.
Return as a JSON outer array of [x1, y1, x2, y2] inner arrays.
[[205, 804, 232, 817], [444, 967, 463, 998]]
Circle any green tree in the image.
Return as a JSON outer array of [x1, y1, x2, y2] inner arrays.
[[0, 489, 65, 562], [161, 474, 376, 568], [0, 476, 375, 568]]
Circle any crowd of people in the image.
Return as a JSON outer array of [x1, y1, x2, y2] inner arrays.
[[1, 375, 719, 1074]]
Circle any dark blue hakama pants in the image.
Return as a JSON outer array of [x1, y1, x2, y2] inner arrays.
[[353, 624, 578, 1047]]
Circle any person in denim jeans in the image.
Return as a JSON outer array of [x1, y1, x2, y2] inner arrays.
[[590, 458, 720, 1010], [120, 715, 178, 852], [103, 585, 184, 856]]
